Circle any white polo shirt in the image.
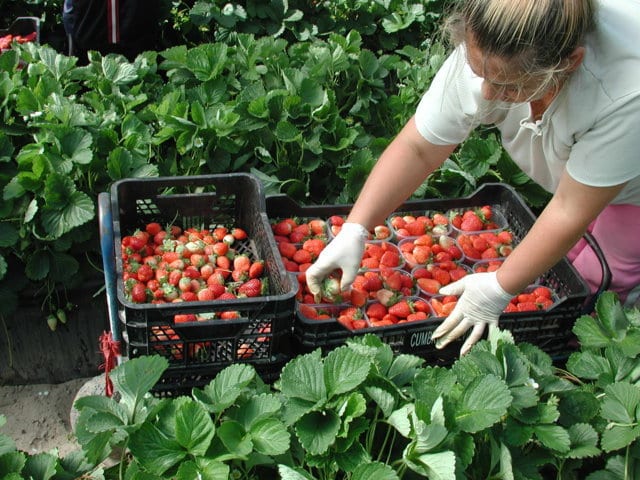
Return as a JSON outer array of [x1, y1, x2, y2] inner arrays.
[[414, 0, 640, 206]]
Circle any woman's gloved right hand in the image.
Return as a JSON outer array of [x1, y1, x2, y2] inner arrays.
[[304, 222, 369, 300]]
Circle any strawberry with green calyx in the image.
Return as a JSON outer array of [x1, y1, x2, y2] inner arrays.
[[387, 299, 414, 318], [375, 288, 402, 307], [319, 277, 344, 304], [237, 278, 267, 297]]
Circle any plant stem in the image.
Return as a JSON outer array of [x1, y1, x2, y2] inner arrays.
[[0, 315, 13, 368]]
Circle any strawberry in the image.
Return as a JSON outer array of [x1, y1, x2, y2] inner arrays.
[[130, 282, 148, 303], [349, 288, 368, 307], [374, 225, 391, 240], [299, 304, 320, 319], [417, 278, 441, 295], [238, 278, 264, 297], [303, 238, 326, 259], [232, 227, 248, 240], [233, 254, 251, 273], [321, 277, 343, 303], [460, 212, 484, 232], [145, 222, 163, 236], [249, 260, 264, 279], [380, 250, 401, 268], [208, 283, 226, 298], [516, 302, 538, 312], [279, 242, 298, 259], [309, 219, 326, 235], [366, 302, 388, 320], [388, 300, 413, 318], [293, 249, 313, 265]]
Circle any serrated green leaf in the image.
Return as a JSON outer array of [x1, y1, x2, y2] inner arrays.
[[60, 130, 93, 165], [22, 452, 58, 480], [413, 451, 456, 480], [73, 395, 128, 426], [596, 291, 629, 339], [187, 43, 228, 81], [295, 409, 340, 455], [111, 356, 168, 414], [128, 422, 186, 475], [175, 400, 215, 455], [533, 425, 571, 452], [176, 458, 230, 480], [351, 461, 400, 480], [25, 250, 50, 280], [324, 346, 371, 398], [249, 417, 290, 456], [0, 433, 17, 457], [365, 386, 395, 418], [0, 451, 26, 476], [601, 382, 640, 424], [48, 251, 79, 282], [388, 404, 414, 438], [278, 464, 316, 480], [0, 223, 18, 247], [41, 191, 95, 238], [566, 351, 610, 380], [101, 56, 138, 84], [601, 425, 640, 452], [216, 420, 253, 457], [196, 363, 256, 413], [572, 314, 611, 349], [275, 120, 301, 142], [565, 423, 600, 459], [279, 350, 326, 403], [233, 393, 282, 430], [559, 390, 600, 425], [455, 374, 511, 432]]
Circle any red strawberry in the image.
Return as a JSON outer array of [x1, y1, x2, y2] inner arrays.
[[238, 278, 264, 297], [233, 254, 251, 272], [349, 288, 368, 307], [231, 227, 248, 240], [417, 278, 441, 295], [388, 300, 412, 318], [293, 249, 313, 265], [249, 260, 265, 279], [278, 242, 298, 259], [303, 238, 326, 259], [366, 302, 388, 320], [460, 213, 484, 232], [273, 220, 293, 236]]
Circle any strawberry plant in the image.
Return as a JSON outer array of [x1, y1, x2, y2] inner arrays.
[[1, 292, 638, 478]]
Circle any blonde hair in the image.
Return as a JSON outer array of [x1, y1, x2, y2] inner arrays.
[[444, 0, 596, 97]]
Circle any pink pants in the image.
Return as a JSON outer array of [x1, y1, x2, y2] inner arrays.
[[567, 204, 640, 305]]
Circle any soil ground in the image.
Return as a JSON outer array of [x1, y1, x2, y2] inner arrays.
[[0, 377, 93, 456]]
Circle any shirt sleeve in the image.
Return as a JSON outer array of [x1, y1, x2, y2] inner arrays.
[[566, 94, 640, 187], [414, 46, 487, 146]]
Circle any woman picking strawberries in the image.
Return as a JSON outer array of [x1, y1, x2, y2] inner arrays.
[[306, 0, 640, 355]]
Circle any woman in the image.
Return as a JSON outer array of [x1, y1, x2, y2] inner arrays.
[[305, 0, 640, 355]]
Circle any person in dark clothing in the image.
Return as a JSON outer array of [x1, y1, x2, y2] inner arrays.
[[62, 0, 160, 63]]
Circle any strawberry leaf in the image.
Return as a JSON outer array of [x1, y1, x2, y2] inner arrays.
[[324, 346, 371, 398], [454, 374, 511, 433]]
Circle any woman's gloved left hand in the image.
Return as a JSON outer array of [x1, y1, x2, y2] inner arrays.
[[432, 271, 514, 356]]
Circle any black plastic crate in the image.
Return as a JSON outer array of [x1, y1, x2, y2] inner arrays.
[[151, 358, 289, 398], [266, 183, 590, 363], [109, 174, 297, 375], [0, 17, 40, 43]]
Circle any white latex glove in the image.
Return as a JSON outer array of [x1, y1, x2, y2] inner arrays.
[[305, 222, 369, 299], [432, 271, 513, 356]]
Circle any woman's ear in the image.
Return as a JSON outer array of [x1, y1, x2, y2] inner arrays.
[[567, 46, 586, 72]]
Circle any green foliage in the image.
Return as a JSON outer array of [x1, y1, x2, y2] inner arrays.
[[0, 2, 549, 322], [2, 292, 638, 478]]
